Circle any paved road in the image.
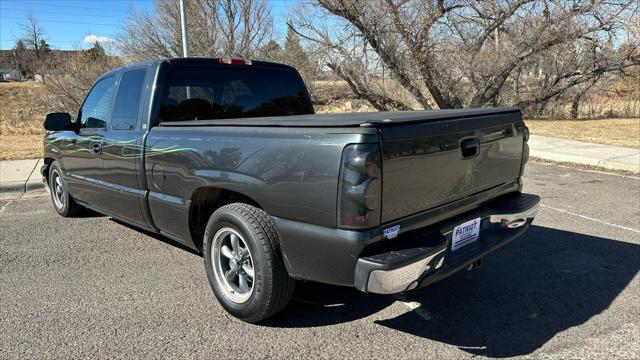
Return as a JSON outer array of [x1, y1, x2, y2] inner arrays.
[[1, 162, 639, 359]]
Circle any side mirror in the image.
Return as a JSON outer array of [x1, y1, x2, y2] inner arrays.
[[44, 112, 74, 131]]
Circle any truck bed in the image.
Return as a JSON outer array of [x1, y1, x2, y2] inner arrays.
[[158, 107, 526, 225], [158, 107, 521, 128]]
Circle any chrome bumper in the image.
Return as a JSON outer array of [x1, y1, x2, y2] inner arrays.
[[355, 197, 539, 294], [365, 248, 447, 294], [488, 205, 538, 229]]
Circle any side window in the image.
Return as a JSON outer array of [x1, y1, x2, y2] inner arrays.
[[111, 69, 147, 130], [80, 76, 116, 129]]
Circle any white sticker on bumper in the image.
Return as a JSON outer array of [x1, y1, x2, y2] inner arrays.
[[384, 225, 400, 239], [451, 217, 481, 251]]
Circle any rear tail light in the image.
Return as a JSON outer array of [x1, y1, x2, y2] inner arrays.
[[219, 56, 252, 65], [338, 144, 381, 229]]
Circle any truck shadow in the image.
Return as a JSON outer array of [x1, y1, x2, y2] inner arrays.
[[266, 225, 639, 358]]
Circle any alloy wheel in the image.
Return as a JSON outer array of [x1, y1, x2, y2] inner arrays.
[[51, 170, 65, 209], [212, 227, 255, 303]]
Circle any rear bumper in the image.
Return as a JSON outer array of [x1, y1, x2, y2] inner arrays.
[[355, 193, 539, 293], [273, 192, 539, 289]]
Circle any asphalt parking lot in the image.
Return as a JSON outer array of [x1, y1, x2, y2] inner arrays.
[[1, 161, 639, 359]]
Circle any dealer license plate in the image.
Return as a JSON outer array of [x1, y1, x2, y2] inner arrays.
[[451, 217, 481, 251]]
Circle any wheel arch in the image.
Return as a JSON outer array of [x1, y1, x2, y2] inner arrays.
[[42, 157, 56, 184], [188, 186, 263, 252]]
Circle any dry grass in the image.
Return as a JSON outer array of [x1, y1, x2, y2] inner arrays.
[[0, 81, 55, 160], [0, 135, 43, 160], [0, 81, 60, 136], [526, 118, 640, 149], [0, 81, 41, 88]]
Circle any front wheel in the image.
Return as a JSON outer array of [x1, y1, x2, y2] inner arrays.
[[203, 203, 294, 323], [48, 161, 83, 217]]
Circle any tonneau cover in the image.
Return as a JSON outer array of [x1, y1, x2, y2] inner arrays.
[[158, 107, 521, 128]]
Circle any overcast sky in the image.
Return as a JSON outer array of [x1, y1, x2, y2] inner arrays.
[[0, 0, 297, 50]]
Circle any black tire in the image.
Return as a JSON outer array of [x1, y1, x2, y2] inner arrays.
[[203, 203, 294, 323], [48, 161, 83, 217]]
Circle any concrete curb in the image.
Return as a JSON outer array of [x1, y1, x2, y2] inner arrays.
[[0, 181, 27, 193], [599, 154, 640, 173], [25, 179, 46, 192], [0, 182, 46, 200]]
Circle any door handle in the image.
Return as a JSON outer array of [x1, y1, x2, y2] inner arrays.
[[91, 142, 102, 154], [460, 138, 480, 158]]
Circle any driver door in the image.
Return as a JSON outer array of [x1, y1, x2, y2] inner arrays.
[[63, 75, 116, 206], [91, 68, 148, 226]]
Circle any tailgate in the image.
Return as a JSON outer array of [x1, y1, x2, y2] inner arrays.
[[380, 111, 525, 223]]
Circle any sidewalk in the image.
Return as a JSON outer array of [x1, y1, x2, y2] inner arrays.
[[0, 159, 46, 200], [528, 135, 640, 173], [1, 135, 638, 200]]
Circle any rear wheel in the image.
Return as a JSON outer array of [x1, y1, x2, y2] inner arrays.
[[48, 161, 83, 217], [203, 203, 294, 323]]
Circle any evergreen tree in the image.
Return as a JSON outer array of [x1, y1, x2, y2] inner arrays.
[[14, 39, 27, 52], [85, 41, 107, 61], [258, 40, 282, 62], [13, 39, 34, 78], [283, 27, 309, 70], [283, 27, 314, 92], [38, 39, 51, 56]]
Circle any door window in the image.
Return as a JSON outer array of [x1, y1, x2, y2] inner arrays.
[[80, 76, 116, 129], [111, 69, 147, 130]]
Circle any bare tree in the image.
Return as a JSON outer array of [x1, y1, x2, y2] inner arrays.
[[119, 0, 273, 62], [14, 13, 51, 80], [21, 12, 48, 60], [291, 0, 640, 112], [44, 45, 123, 113]]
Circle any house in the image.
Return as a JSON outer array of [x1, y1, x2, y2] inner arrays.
[[0, 50, 22, 81], [0, 69, 23, 81], [0, 49, 83, 81]]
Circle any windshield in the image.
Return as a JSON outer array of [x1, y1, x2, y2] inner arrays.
[[158, 65, 314, 122]]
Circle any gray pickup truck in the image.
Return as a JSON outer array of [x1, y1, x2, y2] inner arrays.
[[42, 57, 539, 322]]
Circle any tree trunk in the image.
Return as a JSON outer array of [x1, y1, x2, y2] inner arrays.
[[570, 94, 581, 119], [570, 79, 598, 119]]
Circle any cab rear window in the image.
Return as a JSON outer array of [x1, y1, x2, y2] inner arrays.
[[158, 66, 313, 122]]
